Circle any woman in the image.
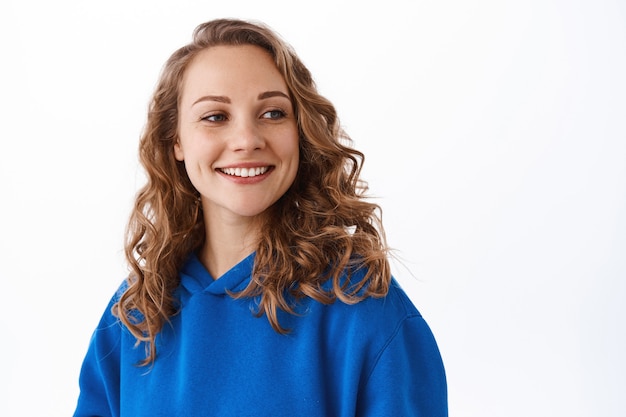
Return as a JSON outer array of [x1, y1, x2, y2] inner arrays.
[[74, 18, 447, 416]]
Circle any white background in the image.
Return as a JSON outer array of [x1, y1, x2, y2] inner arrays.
[[1, 0, 625, 416]]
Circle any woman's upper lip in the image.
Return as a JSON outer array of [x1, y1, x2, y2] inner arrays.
[[217, 161, 273, 169]]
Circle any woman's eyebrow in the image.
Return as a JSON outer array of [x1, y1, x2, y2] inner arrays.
[[258, 91, 290, 100], [191, 91, 289, 106], [192, 95, 231, 106]]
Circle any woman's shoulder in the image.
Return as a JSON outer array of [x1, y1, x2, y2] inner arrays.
[[301, 272, 444, 389], [91, 278, 138, 334], [325, 264, 422, 320], [309, 269, 424, 340], [112, 278, 130, 303]]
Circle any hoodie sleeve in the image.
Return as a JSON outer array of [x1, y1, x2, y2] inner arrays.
[[73, 295, 123, 417], [356, 313, 448, 417]]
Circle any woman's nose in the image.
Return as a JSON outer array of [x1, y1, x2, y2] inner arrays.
[[228, 117, 265, 152]]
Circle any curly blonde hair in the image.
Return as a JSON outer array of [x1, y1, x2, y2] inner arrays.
[[115, 18, 391, 366]]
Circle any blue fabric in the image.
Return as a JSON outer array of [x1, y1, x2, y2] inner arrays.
[[74, 253, 447, 416]]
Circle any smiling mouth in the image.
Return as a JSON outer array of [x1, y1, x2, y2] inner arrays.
[[218, 166, 271, 178]]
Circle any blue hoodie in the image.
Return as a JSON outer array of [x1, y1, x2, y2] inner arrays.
[[74, 253, 447, 416]]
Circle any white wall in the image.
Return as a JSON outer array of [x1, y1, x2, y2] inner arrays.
[[1, 0, 624, 415]]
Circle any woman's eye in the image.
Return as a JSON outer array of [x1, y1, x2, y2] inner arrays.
[[203, 114, 227, 122], [261, 109, 286, 120]]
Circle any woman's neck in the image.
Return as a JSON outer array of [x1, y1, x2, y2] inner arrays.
[[200, 210, 261, 279]]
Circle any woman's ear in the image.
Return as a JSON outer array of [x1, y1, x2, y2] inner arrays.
[[174, 140, 184, 161]]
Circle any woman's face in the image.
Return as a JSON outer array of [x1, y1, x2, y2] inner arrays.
[[175, 45, 299, 223]]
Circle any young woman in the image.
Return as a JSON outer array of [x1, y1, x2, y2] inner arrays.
[[74, 18, 447, 417]]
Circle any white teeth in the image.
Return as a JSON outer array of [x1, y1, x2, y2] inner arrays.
[[220, 166, 269, 177]]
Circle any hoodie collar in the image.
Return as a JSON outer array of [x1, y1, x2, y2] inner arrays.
[[179, 252, 255, 295]]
